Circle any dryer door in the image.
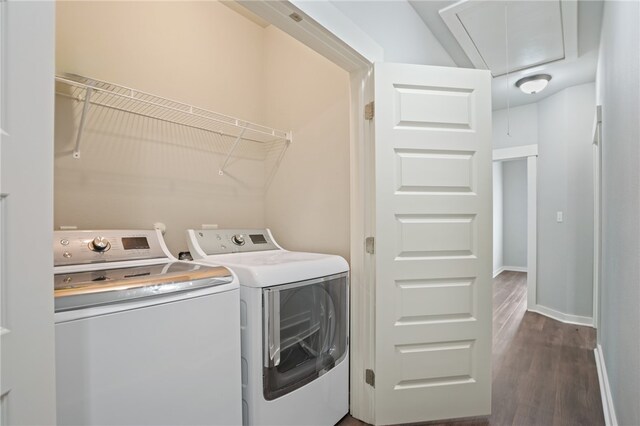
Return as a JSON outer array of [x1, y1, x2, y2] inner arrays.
[[263, 272, 348, 400]]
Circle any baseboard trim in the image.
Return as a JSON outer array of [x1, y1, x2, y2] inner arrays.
[[493, 266, 527, 278], [529, 304, 594, 327], [503, 265, 527, 273], [594, 345, 618, 426]]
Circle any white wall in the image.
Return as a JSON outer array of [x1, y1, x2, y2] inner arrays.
[[596, 1, 640, 424], [55, 2, 351, 259], [492, 83, 595, 318], [57, 2, 267, 125], [262, 26, 351, 261], [329, 0, 455, 66], [537, 83, 594, 318], [492, 162, 503, 275], [492, 103, 538, 148], [502, 159, 527, 268]]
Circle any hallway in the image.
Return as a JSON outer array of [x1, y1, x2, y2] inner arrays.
[[489, 271, 604, 425], [341, 271, 604, 426]]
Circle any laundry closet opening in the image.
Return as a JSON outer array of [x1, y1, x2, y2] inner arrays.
[[54, 1, 352, 262]]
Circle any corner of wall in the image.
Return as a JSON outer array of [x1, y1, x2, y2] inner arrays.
[[289, 0, 384, 63], [528, 305, 593, 328], [327, 0, 454, 66]]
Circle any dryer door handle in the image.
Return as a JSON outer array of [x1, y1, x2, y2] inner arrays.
[[265, 290, 281, 367]]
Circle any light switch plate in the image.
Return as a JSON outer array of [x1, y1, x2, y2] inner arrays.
[[557, 211, 563, 222]]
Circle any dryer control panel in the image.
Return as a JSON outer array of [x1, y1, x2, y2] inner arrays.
[[54, 229, 168, 266], [190, 229, 279, 255]]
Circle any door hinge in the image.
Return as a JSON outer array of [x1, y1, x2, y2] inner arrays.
[[364, 101, 375, 120], [365, 237, 375, 254], [365, 369, 375, 387]]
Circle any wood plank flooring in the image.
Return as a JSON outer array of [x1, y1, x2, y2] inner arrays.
[[339, 271, 604, 426]]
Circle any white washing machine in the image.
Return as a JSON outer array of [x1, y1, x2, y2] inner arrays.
[[54, 229, 242, 426], [186, 229, 349, 426]]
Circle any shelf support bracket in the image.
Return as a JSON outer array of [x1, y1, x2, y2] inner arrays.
[[73, 85, 93, 159], [264, 133, 292, 190], [218, 126, 248, 176]]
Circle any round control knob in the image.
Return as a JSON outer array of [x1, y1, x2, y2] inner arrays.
[[89, 236, 111, 252], [231, 234, 245, 246]]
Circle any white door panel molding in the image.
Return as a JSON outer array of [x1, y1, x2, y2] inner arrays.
[[373, 63, 492, 424]]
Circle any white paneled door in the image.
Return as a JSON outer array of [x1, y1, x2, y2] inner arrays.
[[0, 2, 57, 424], [373, 63, 492, 425]]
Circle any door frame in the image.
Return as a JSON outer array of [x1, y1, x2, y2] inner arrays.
[[492, 144, 538, 309], [592, 105, 602, 334]]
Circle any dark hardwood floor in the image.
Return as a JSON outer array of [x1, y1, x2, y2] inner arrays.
[[340, 271, 604, 426]]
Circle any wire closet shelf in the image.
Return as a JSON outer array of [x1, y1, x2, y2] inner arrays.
[[55, 74, 292, 175]]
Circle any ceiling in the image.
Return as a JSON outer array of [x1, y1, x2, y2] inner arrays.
[[410, 0, 604, 110]]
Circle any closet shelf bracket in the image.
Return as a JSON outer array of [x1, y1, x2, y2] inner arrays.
[[218, 126, 248, 176], [73, 85, 94, 159], [264, 133, 292, 189]]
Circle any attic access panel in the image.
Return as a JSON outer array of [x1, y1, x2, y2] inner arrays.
[[440, 0, 577, 77]]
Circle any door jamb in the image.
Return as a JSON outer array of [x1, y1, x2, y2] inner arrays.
[[347, 67, 375, 424], [592, 106, 602, 334], [492, 144, 538, 309]]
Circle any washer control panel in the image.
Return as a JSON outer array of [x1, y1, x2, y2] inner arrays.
[[192, 229, 279, 255], [54, 230, 168, 266]]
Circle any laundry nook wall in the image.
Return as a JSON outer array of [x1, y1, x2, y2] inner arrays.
[[54, 1, 351, 258]]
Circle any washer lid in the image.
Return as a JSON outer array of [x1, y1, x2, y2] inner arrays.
[[197, 250, 349, 288], [54, 262, 234, 312]]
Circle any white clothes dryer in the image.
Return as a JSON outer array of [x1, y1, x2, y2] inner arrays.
[[186, 229, 349, 426], [54, 229, 242, 426]]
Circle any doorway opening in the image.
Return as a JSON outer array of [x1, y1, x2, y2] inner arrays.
[[493, 158, 528, 277], [493, 156, 529, 334], [493, 145, 538, 311]]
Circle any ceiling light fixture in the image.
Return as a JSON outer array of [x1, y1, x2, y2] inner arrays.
[[515, 74, 552, 94]]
